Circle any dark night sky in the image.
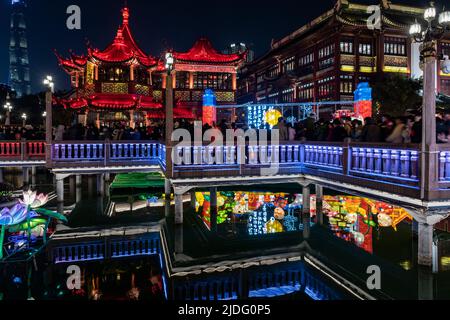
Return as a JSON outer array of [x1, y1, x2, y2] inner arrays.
[[0, 0, 434, 92]]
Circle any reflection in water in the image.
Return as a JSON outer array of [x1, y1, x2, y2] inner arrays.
[[195, 191, 310, 235], [3, 168, 450, 300], [323, 195, 413, 254]]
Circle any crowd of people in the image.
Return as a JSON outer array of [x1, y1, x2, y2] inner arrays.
[[2, 112, 450, 144], [267, 112, 450, 144]]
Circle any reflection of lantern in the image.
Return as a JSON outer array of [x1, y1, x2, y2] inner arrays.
[[345, 213, 358, 224], [264, 109, 282, 127], [378, 213, 393, 227], [217, 196, 225, 207]]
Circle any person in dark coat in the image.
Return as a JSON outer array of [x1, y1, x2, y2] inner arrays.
[[330, 119, 349, 142], [361, 117, 381, 142]]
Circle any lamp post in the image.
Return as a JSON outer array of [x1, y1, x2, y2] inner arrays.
[[165, 52, 175, 178], [21, 113, 27, 127], [3, 100, 13, 126], [42, 111, 47, 129], [409, 3, 450, 268], [409, 3, 450, 200], [43, 75, 54, 166]]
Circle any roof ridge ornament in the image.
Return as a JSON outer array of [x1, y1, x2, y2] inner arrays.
[[122, 7, 130, 26]]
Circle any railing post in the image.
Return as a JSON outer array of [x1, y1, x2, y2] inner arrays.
[[300, 143, 305, 165], [342, 140, 351, 175], [20, 139, 26, 161], [105, 139, 111, 166], [401, 150, 411, 178]]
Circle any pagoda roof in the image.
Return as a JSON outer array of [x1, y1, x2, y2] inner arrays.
[[270, 0, 424, 52], [173, 38, 246, 65], [58, 93, 163, 111], [55, 51, 88, 72], [88, 8, 159, 67]]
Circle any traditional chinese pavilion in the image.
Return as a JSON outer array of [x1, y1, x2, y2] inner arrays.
[[56, 7, 246, 128]]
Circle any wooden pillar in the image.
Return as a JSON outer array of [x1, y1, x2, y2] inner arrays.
[[129, 110, 135, 129], [94, 65, 99, 81], [162, 73, 167, 89], [130, 65, 135, 81], [189, 72, 194, 89], [96, 112, 101, 129], [232, 73, 237, 91], [172, 71, 177, 89]]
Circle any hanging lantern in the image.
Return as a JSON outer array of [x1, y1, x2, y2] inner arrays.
[[264, 109, 282, 127]]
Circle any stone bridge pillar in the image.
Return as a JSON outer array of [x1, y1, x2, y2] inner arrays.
[[190, 191, 196, 210], [31, 167, 37, 187], [303, 186, 311, 239], [76, 175, 82, 203], [55, 174, 70, 214], [22, 167, 30, 189], [175, 225, 184, 254], [406, 207, 449, 268], [97, 174, 105, 197], [175, 193, 184, 225], [315, 184, 324, 226]]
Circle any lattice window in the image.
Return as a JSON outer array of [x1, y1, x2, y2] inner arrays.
[[135, 84, 150, 96], [216, 92, 235, 102], [101, 83, 128, 94], [192, 91, 203, 102], [175, 90, 191, 102], [153, 90, 162, 102]]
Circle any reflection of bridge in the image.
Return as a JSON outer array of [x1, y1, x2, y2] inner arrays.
[[1, 139, 449, 267]]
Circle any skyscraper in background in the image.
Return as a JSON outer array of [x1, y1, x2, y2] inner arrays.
[[9, 0, 31, 97]]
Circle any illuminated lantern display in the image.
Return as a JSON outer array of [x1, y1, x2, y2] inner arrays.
[[264, 109, 282, 127], [202, 89, 217, 126], [353, 82, 372, 120], [248, 105, 269, 129]]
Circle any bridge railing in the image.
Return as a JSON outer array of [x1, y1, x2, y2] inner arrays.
[[0, 140, 46, 161], [50, 140, 165, 167]]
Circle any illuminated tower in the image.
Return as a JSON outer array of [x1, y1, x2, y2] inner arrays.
[[9, 0, 31, 97]]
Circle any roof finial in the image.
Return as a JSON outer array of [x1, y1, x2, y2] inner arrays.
[[122, 5, 129, 25]]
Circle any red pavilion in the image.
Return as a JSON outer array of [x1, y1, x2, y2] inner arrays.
[[56, 7, 246, 128]]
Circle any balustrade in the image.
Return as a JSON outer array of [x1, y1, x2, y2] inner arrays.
[[350, 146, 419, 181]]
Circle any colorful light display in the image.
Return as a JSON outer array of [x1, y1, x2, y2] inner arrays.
[[264, 109, 282, 127], [248, 105, 269, 129], [0, 190, 68, 260], [323, 195, 413, 254], [202, 89, 217, 126], [353, 82, 372, 120]]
